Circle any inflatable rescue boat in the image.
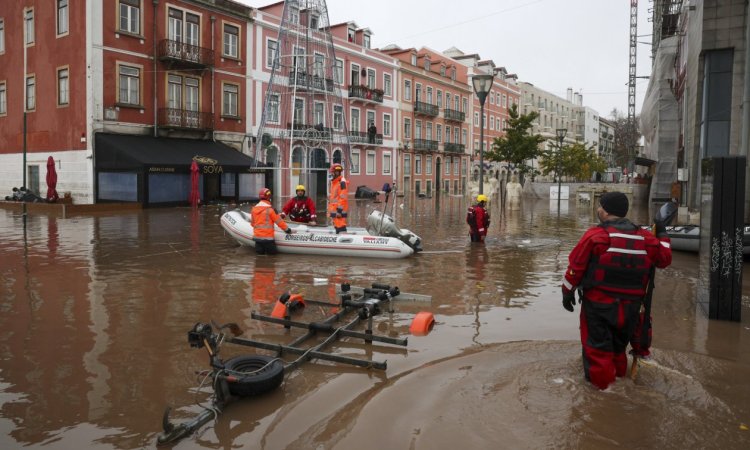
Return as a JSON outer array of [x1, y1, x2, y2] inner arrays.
[[220, 209, 422, 259]]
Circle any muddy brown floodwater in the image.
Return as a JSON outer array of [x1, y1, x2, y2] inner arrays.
[[1, 195, 749, 449]]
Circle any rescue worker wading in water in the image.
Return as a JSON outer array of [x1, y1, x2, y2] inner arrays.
[[250, 188, 291, 255], [328, 164, 349, 234], [561, 192, 671, 390], [466, 194, 490, 242], [280, 184, 317, 224]]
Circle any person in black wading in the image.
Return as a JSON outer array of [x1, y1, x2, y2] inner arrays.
[[368, 122, 377, 144], [561, 192, 672, 390]]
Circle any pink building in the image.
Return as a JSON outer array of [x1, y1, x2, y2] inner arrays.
[[253, 4, 398, 201]]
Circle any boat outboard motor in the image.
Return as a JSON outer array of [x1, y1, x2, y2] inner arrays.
[[366, 210, 422, 252]]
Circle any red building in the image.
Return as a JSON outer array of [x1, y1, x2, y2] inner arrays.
[[0, 0, 261, 205]]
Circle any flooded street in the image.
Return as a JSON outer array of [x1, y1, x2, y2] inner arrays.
[[1, 195, 749, 449]]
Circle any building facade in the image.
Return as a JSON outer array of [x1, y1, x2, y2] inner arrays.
[[381, 45, 471, 196]]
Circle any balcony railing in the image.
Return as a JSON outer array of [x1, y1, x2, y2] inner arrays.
[[288, 70, 334, 92], [286, 122, 332, 139], [414, 101, 439, 117], [413, 138, 439, 151], [348, 131, 383, 145], [443, 108, 465, 122], [444, 142, 466, 154], [158, 108, 213, 130], [348, 85, 384, 103], [157, 39, 214, 67]]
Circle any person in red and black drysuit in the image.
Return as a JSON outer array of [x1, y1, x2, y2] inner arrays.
[[466, 194, 490, 243], [561, 192, 671, 390], [280, 184, 317, 224]]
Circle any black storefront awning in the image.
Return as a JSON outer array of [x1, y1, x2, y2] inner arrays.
[[95, 132, 262, 173], [634, 156, 657, 167]]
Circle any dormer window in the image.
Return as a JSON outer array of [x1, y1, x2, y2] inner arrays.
[[440, 65, 446, 77], [348, 28, 355, 42], [309, 14, 319, 29], [363, 34, 370, 49], [451, 67, 456, 80], [411, 54, 417, 65], [424, 60, 431, 71]]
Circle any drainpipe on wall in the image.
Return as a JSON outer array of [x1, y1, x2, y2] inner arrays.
[[153, 0, 159, 137], [211, 16, 216, 142], [741, 9, 750, 222]]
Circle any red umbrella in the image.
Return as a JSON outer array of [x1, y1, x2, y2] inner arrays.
[[189, 160, 200, 207], [46, 156, 59, 202]]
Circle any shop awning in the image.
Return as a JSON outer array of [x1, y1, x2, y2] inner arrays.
[[95, 133, 263, 173]]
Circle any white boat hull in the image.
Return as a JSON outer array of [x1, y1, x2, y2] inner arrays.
[[654, 225, 750, 254], [220, 210, 417, 259]]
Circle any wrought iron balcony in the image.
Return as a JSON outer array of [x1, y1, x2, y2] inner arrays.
[[158, 108, 214, 130], [348, 85, 384, 103], [443, 108, 465, 122], [412, 138, 439, 152], [444, 142, 466, 154], [414, 101, 439, 117], [348, 131, 383, 145], [288, 70, 334, 92], [157, 39, 214, 68], [286, 122, 332, 140]]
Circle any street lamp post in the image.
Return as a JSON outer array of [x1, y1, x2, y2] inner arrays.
[[472, 74, 494, 195], [555, 128, 567, 213]]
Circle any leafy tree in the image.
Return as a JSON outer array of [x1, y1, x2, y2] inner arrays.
[[484, 104, 545, 178], [539, 141, 608, 182]]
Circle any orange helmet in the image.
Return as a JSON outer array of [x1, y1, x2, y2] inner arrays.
[[258, 188, 271, 200], [330, 164, 343, 174]]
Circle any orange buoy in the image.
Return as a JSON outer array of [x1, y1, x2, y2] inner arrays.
[[409, 311, 435, 336], [270, 301, 287, 319]]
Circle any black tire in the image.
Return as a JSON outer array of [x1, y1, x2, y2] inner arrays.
[[222, 355, 284, 397]]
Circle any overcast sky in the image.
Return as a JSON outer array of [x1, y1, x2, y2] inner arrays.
[[240, 0, 654, 119]]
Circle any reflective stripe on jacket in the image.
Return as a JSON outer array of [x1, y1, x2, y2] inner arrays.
[[562, 219, 671, 303], [328, 176, 348, 218], [251, 200, 288, 240]]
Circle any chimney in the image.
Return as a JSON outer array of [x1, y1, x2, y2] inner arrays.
[[567, 88, 573, 102]]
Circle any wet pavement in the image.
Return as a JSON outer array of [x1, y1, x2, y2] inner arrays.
[[0, 195, 749, 449]]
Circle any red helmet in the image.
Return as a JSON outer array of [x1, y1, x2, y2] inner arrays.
[[258, 188, 271, 200], [330, 164, 343, 174]]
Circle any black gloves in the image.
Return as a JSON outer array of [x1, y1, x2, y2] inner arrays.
[[562, 291, 576, 312], [654, 219, 667, 238], [284, 228, 292, 234]]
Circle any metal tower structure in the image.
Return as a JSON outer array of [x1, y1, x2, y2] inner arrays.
[[254, 0, 351, 199], [627, 0, 638, 171]]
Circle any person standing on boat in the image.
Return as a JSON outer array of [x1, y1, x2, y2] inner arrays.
[[251, 188, 291, 255], [561, 192, 671, 390], [328, 164, 349, 234], [280, 185, 317, 224], [466, 194, 490, 242]]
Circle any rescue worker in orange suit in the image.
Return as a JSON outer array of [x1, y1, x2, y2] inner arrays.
[[250, 188, 291, 255], [280, 184, 317, 224], [328, 164, 349, 234], [561, 192, 671, 390], [466, 194, 490, 242]]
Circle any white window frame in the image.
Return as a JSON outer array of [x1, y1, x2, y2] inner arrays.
[[366, 110, 376, 131], [117, 63, 141, 106], [426, 155, 433, 175], [24, 8, 35, 45], [223, 22, 240, 59], [366, 150, 376, 175], [383, 73, 392, 96], [334, 58, 344, 85], [268, 93, 280, 123], [57, 66, 69, 106], [266, 38, 278, 68], [404, 79, 411, 101], [415, 154, 422, 175], [502, 94, 507, 107], [489, 91, 495, 104], [222, 82, 239, 117], [383, 114, 391, 137], [314, 101, 325, 126], [333, 104, 343, 129], [351, 149, 361, 174], [436, 124, 442, 142], [0, 81, 6, 116], [474, 112, 479, 126], [57, 0, 69, 36], [118, 0, 141, 36], [404, 117, 411, 139], [25, 75, 35, 111], [0, 19, 5, 54], [367, 68, 376, 89], [437, 90, 442, 108], [350, 107, 360, 132], [382, 151, 392, 175]]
